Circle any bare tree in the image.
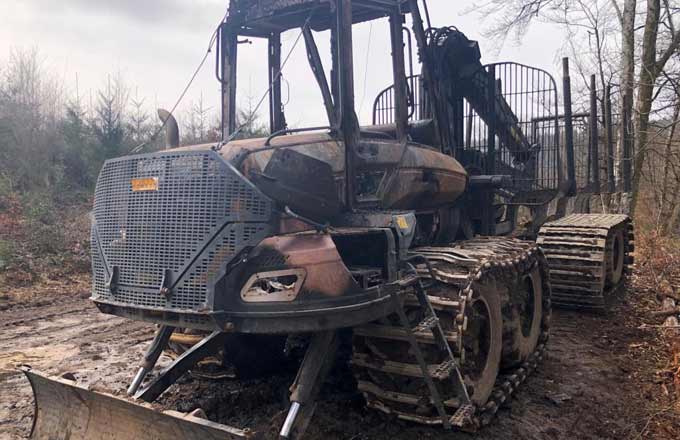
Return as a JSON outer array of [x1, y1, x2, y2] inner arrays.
[[614, 0, 636, 190], [630, 0, 680, 214], [0, 48, 65, 191], [476, 0, 680, 218]]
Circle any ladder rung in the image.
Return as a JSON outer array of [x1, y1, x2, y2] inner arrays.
[[357, 380, 461, 408], [380, 272, 471, 429], [431, 359, 456, 380], [352, 354, 458, 379], [365, 400, 446, 425], [413, 316, 438, 333], [404, 295, 461, 310], [449, 404, 476, 428], [354, 324, 459, 344]]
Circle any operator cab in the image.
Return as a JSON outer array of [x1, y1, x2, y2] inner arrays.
[[216, 0, 467, 221]]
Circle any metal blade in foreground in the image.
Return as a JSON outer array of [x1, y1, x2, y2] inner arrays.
[[22, 368, 259, 440]]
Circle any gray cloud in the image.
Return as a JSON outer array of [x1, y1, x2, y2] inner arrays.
[[3, 1, 566, 129], [33, 0, 225, 30]]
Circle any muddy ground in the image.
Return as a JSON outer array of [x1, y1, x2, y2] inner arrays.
[[0, 282, 678, 440]]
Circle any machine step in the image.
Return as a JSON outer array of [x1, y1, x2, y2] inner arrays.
[[357, 380, 462, 409], [353, 323, 459, 344]]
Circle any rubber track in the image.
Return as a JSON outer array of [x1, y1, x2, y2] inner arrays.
[[538, 214, 633, 311], [351, 237, 552, 430]]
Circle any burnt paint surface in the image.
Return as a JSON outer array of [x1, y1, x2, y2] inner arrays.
[[93, 134, 468, 332], [206, 133, 468, 213], [218, 233, 362, 313]]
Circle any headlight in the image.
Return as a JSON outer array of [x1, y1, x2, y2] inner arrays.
[[240, 269, 306, 302]]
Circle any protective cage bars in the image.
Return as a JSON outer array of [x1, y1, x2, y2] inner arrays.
[[374, 62, 561, 205]]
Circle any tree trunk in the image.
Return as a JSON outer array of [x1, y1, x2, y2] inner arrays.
[[617, 0, 636, 192], [660, 100, 680, 224], [631, 0, 661, 216], [667, 186, 680, 234]]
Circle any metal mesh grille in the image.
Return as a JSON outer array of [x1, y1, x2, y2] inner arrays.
[[173, 223, 268, 308], [91, 225, 107, 295], [91, 150, 270, 311]]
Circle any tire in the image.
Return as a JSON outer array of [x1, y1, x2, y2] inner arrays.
[[503, 265, 543, 368], [607, 229, 625, 286], [463, 277, 504, 406]]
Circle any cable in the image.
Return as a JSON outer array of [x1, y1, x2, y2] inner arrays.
[[357, 22, 374, 117], [131, 8, 229, 153]]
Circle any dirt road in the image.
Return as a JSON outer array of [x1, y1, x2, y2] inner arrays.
[[0, 288, 673, 440]]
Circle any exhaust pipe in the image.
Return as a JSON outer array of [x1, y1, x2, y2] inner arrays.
[[157, 108, 179, 149]]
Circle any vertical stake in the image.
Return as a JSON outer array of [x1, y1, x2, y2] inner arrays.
[[589, 74, 600, 192], [562, 58, 576, 196], [605, 85, 615, 193]]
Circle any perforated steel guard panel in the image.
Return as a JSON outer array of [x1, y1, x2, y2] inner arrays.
[[91, 150, 272, 312]]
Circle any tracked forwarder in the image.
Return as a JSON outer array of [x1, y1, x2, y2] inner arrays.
[[23, 1, 632, 439], [538, 214, 633, 310]]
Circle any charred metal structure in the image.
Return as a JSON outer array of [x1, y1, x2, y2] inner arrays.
[[24, 1, 633, 439]]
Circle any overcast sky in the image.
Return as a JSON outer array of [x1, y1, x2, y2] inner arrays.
[[1, 1, 566, 128]]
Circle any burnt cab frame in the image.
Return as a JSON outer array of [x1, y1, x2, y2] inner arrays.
[[217, 0, 412, 210]]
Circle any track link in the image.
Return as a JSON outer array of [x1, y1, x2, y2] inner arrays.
[[538, 214, 633, 311], [351, 237, 551, 430]]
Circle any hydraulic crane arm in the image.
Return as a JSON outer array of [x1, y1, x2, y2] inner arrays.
[[423, 27, 535, 164]]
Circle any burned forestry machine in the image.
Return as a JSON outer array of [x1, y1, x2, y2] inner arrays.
[[23, 1, 633, 439]]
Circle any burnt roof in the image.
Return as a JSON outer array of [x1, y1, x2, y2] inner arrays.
[[227, 0, 411, 37]]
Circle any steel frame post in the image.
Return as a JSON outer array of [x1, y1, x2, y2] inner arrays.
[[605, 85, 616, 193], [480, 65, 497, 236], [221, 25, 238, 139], [337, 0, 360, 212], [268, 33, 285, 133], [389, 11, 409, 141], [303, 26, 336, 127], [408, 0, 444, 150], [589, 74, 600, 192], [452, 92, 464, 158], [562, 58, 576, 196], [486, 65, 497, 176]]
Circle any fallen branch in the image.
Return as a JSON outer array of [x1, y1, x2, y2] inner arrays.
[[657, 291, 680, 303], [661, 297, 680, 335], [632, 405, 677, 440], [651, 307, 680, 318]]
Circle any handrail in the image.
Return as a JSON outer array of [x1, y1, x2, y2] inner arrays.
[[372, 74, 421, 125], [264, 126, 333, 146]]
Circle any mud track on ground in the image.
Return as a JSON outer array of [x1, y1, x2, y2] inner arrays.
[[0, 290, 665, 439]]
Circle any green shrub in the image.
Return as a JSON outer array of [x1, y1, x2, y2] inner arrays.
[[20, 191, 67, 255], [23, 191, 59, 225], [0, 239, 14, 271]]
